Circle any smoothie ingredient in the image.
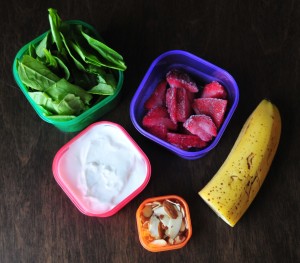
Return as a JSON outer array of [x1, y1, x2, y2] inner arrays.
[[166, 86, 193, 123], [17, 8, 126, 121], [183, 114, 217, 142], [166, 132, 207, 150], [142, 69, 228, 150], [142, 106, 177, 131], [166, 86, 178, 123], [166, 68, 199, 93], [201, 80, 227, 99], [139, 199, 189, 246], [192, 98, 228, 128], [55, 123, 149, 214], [144, 80, 167, 110], [144, 125, 168, 140], [199, 99, 281, 227]]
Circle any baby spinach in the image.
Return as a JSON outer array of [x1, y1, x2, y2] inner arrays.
[[81, 28, 127, 71], [48, 8, 65, 56], [18, 55, 60, 91], [45, 78, 92, 104], [17, 8, 126, 120]]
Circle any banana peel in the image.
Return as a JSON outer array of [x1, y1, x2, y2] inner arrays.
[[199, 99, 281, 227]]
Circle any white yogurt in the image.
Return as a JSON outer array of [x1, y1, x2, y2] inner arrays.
[[57, 123, 149, 214]]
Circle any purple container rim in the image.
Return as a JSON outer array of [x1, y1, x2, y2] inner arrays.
[[129, 49, 239, 160]]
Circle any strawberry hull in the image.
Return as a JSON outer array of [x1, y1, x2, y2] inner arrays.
[[130, 50, 239, 160]]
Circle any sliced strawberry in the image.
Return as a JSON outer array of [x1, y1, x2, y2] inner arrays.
[[142, 106, 177, 130], [176, 87, 193, 122], [167, 132, 207, 150], [183, 114, 217, 142], [144, 80, 167, 110], [143, 105, 169, 119], [166, 69, 199, 93], [192, 98, 228, 128], [166, 87, 177, 124], [201, 81, 227, 99], [145, 125, 168, 140], [166, 87, 193, 123]]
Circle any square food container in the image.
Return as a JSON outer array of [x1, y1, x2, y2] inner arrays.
[[130, 50, 239, 160], [52, 121, 151, 217], [13, 20, 124, 132], [136, 195, 192, 252]]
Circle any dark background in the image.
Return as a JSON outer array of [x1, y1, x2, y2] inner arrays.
[[0, 1, 299, 262]]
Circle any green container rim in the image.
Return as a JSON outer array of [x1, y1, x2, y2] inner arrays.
[[12, 20, 124, 129]]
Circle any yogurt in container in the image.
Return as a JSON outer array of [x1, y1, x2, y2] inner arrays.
[[52, 121, 151, 217]]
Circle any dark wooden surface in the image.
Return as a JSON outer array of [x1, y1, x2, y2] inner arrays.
[[0, 1, 299, 262]]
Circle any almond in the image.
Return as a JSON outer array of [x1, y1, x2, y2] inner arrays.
[[158, 221, 164, 239], [180, 219, 186, 232], [150, 239, 167, 247], [142, 205, 153, 218], [174, 235, 186, 244], [163, 200, 178, 219]]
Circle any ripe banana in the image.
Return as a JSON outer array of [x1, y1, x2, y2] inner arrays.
[[199, 99, 281, 227]]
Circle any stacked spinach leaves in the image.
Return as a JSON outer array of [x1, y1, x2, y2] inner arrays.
[[17, 8, 126, 121]]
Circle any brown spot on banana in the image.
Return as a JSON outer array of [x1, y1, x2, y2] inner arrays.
[[247, 153, 255, 169]]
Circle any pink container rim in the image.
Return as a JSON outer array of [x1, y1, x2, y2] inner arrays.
[[52, 121, 151, 217]]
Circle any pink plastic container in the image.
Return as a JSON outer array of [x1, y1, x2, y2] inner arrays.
[[52, 121, 151, 217]]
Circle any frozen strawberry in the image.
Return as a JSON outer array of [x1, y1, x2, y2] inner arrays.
[[176, 87, 193, 122], [201, 81, 227, 99], [145, 125, 168, 140], [166, 87, 177, 124], [142, 106, 177, 130], [167, 132, 207, 150], [183, 114, 217, 142], [166, 69, 199, 93], [187, 89, 195, 103], [144, 80, 167, 110], [144, 105, 169, 119], [192, 98, 227, 128]]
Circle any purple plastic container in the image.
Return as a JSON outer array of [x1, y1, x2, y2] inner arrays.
[[130, 50, 239, 160]]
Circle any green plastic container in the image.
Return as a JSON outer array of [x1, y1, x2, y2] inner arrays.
[[13, 20, 124, 132]]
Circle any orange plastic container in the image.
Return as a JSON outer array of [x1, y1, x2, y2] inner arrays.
[[136, 195, 192, 252]]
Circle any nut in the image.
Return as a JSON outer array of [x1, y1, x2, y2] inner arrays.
[[174, 235, 186, 244], [142, 205, 153, 218], [150, 239, 167, 247], [163, 200, 178, 219], [180, 219, 186, 232], [141, 198, 189, 248]]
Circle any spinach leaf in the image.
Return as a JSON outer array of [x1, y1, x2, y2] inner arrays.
[[80, 28, 127, 71], [45, 78, 92, 104], [48, 8, 66, 56], [44, 49, 58, 69], [88, 74, 115, 95], [86, 65, 117, 95], [54, 55, 71, 80], [29, 91, 56, 113], [35, 32, 52, 58], [29, 91, 87, 116], [18, 55, 60, 91], [27, 44, 37, 58], [60, 32, 86, 72], [71, 40, 104, 68], [54, 94, 87, 115]]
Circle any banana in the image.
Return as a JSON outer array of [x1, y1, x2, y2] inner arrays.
[[199, 99, 281, 227]]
